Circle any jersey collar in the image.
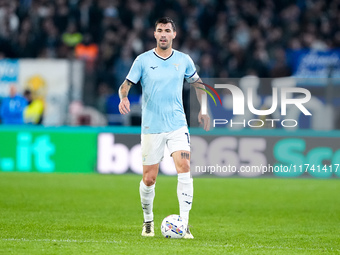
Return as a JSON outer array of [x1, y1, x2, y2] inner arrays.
[[153, 48, 174, 60]]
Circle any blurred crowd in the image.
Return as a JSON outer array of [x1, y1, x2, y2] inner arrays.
[[0, 85, 44, 124], [0, 0, 340, 120]]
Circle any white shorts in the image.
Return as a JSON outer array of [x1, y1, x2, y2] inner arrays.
[[141, 126, 190, 165]]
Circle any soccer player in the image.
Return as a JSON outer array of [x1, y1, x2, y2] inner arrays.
[[118, 17, 210, 239]]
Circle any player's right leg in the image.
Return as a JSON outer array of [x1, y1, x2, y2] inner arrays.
[[140, 132, 165, 237], [140, 164, 158, 237]]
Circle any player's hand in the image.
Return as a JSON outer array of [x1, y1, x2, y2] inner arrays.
[[198, 111, 210, 131], [119, 97, 130, 114]]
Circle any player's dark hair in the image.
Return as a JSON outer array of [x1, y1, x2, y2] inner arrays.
[[155, 17, 176, 31]]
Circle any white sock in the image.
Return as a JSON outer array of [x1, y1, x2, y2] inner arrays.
[[139, 180, 155, 222], [177, 172, 193, 226]]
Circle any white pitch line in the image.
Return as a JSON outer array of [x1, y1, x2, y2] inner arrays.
[[0, 238, 125, 244], [1, 238, 339, 252], [199, 243, 339, 252]]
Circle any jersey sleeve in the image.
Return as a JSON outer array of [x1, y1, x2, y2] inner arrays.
[[184, 54, 199, 83], [126, 56, 142, 84]]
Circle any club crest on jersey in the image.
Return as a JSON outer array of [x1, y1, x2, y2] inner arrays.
[[173, 63, 180, 71]]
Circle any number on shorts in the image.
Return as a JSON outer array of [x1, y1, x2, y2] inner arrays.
[[185, 132, 190, 144]]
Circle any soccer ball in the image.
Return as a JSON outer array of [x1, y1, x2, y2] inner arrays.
[[161, 214, 187, 238]]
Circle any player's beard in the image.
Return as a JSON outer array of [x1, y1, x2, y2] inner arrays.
[[158, 39, 171, 50]]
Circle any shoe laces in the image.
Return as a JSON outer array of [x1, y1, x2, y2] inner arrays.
[[144, 221, 152, 233]]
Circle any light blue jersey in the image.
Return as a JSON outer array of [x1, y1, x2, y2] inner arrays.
[[126, 49, 198, 134]]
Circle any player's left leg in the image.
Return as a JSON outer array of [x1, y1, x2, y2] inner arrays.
[[167, 126, 194, 239], [172, 150, 192, 225]]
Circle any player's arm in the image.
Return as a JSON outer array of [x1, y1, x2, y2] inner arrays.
[[190, 78, 211, 131], [118, 79, 134, 114]]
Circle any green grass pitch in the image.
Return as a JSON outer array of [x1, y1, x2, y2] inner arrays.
[[0, 173, 339, 254]]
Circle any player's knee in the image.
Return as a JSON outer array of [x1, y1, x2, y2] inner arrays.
[[177, 160, 190, 173], [143, 175, 156, 186]]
